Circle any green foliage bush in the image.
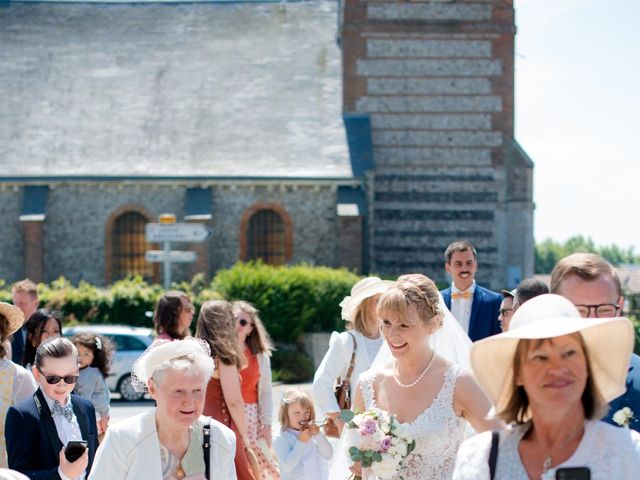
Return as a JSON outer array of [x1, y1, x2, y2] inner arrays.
[[271, 348, 315, 383], [0, 263, 360, 342], [213, 262, 360, 343]]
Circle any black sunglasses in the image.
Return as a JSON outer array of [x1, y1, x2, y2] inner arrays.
[[238, 318, 250, 327], [37, 367, 79, 385]]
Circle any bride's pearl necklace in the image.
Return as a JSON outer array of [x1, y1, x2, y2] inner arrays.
[[393, 350, 436, 388]]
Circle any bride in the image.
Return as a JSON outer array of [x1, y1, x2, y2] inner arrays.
[[346, 274, 502, 479]]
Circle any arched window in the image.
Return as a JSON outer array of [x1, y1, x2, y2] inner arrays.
[[239, 203, 293, 265], [248, 209, 285, 264], [111, 211, 154, 280]]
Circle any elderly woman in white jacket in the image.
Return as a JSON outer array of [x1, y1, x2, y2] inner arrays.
[[89, 338, 236, 480], [312, 277, 393, 435]]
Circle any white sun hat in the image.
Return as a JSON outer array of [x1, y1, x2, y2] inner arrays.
[[0, 302, 25, 337], [470, 294, 634, 415], [131, 337, 212, 391], [339, 277, 395, 322]]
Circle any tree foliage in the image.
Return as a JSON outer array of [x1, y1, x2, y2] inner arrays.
[[535, 235, 639, 273]]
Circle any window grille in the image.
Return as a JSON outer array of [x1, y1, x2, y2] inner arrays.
[[247, 209, 285, 265], [112, 211, 153, 280]]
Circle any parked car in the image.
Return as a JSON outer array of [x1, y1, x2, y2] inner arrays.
[[63, 325, 154, 401]]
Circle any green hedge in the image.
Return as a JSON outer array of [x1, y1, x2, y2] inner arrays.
[[214, 262, 359, 342], [0, 263, 359, 342]]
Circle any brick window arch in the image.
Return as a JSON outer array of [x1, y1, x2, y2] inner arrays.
[[104, 205, 157, 284], [239, 202, 293, 265]]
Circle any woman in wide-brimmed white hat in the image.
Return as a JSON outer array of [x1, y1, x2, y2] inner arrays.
[[313, 277, 394, 436], [89, 338, 237, 479], [453, 294, 640, 479], [0, 303, 36, 468]]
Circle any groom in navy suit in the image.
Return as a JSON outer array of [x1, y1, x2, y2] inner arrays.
[[440, 240, 502, 342], [5, 337, 98, 480]]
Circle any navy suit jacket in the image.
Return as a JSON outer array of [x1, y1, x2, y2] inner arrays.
[[11, 326, 26, 365], [605, 353, 640, 432], [5, 389, 98, 480], [441, 284, 502, 342]]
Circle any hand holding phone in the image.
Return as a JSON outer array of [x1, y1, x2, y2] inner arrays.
[[64, 440, 88, 462]]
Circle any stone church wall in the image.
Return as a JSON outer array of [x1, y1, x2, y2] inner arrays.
[[0, 182, 341, 285]]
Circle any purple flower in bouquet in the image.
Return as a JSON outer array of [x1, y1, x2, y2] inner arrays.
[[359, 418, 377, 436], [379, 435, 392, 453]]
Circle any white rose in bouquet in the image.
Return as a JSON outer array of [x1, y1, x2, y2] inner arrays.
[[371, 453, 401, 479]]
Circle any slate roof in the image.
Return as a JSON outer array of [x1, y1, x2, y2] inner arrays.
[[0, 1, 352, 179]]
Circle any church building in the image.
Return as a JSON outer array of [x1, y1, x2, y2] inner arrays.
[[0, 0, 533, 289]]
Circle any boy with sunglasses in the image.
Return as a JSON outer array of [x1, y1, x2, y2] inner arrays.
[[5, 337, 98, 479]]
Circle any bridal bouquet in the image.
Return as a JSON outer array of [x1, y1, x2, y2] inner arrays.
[[341, 408, 416, 479]]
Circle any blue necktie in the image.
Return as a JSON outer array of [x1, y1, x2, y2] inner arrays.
[[52, 400, 74, 422]]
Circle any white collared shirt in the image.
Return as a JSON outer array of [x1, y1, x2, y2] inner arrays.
[[450, 281, 476, 334], [41, 391, 85, 480]]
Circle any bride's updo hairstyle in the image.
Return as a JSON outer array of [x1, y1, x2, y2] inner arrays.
[[377, 273, 443, 329]]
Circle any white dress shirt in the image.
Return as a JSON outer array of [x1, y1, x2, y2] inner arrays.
[[450, 281, 476, 334], [41, 392, 85, 480]]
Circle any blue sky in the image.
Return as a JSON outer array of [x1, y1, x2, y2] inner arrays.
[[514, 0, 640, 252]]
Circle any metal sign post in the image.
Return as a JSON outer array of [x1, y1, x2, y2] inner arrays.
[[145, 219, 212, 289]]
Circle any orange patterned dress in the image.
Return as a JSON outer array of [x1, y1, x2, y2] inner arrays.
[[241, 348, 280, 480]]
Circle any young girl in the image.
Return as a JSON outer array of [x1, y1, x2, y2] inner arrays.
[[273, 388, 332, 480], [72, 333, 113, 435]]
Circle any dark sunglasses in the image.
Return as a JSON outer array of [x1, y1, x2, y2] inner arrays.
[[238, 318, 250, 327], [37, 367, 79, 385]]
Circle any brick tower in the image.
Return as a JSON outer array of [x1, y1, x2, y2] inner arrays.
[[342, 0, 534, 288]]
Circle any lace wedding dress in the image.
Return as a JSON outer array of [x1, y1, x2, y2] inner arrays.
[[359, 365, 468, 480]]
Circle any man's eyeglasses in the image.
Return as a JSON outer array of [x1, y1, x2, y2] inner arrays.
[[574, 303, 620, 318], [37, 367, 79, 385], [499, 308, 513, 317]]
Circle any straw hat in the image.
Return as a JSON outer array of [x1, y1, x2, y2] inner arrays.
[[0, 302, 25, 336], [339, 277, 394, 321], [132, 337, 212, 388], [471, 294, 634, 415]]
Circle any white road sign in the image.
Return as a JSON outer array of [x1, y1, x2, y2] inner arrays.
[[145, 250, 197, 263], [145, 223, 211, 243]]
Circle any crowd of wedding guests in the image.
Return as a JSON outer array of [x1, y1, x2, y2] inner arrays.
[[1, 242, 639, 479]]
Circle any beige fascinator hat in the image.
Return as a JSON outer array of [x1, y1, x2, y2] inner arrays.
[[0, 302, 26, 336], [471, 294, 634, 415], [339, 277, 394, 321], [132, 337, 212, 390]]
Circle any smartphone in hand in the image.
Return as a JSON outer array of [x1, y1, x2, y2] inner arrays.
[[64, 440, 88, 462]]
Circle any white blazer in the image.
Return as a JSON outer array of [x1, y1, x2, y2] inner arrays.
[[312, 330, 381, 415], [88, 410, 236, 480], [256, 351, 273, 426]]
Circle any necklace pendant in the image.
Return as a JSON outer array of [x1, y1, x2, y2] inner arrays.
[[542, 456, 552, 473], [175, 462, 186, 480]]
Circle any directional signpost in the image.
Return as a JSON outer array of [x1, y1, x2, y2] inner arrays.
[[145, 219, 212, 289]]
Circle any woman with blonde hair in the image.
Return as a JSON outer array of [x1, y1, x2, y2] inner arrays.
[[313, 277, 393, 436], [344, 274, 501, 479], [453, 294, 640, 479], [196, 300, 256, 480], [233, 300, 279, 479]]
